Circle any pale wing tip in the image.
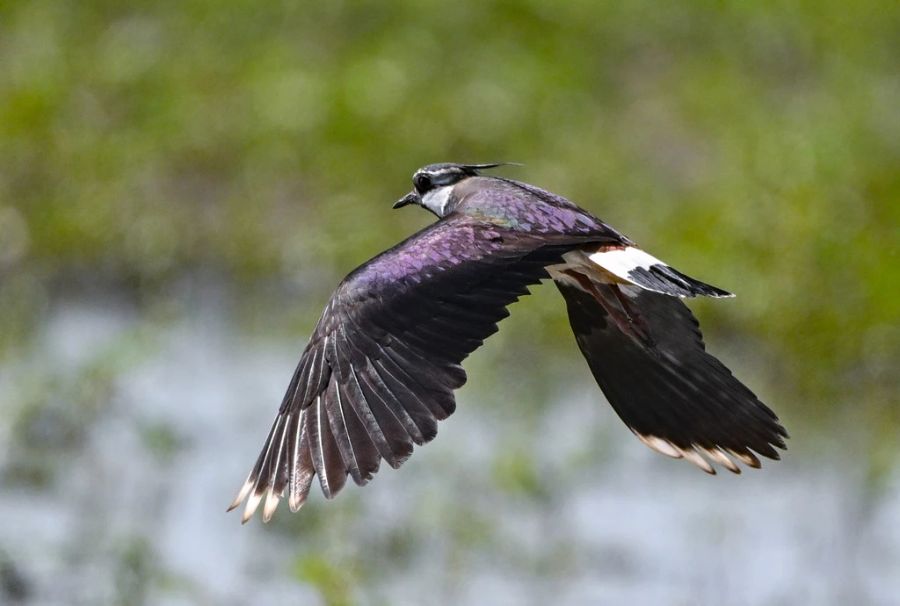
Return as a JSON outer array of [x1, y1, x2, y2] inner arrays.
[[288, 490, 308, 513], [633, 433, 772, 475], [227, 476, 254, 512], [241, 490, 264, 524], [727, 448, 762, 469], [262, 489, 281, 523], [634, 432, 683, 459], [679, 447, 716, 475], [701, 446, 741, 474]]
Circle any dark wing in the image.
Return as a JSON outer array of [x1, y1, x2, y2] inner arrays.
[[556, 281, 788, 473], [230, 216, 622, 522]]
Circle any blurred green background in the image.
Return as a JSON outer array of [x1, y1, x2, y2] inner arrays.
[[1, 1, 898, 604]]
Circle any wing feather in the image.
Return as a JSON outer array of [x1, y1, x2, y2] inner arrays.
[[369, 358, 439, 442], [305, 397, 328, 493], [288, 413, 315, 512], [323, 378, 364, 484], [231, 216, 621, 521], [359, 359, 425, 444], [337, 381, 382, 482], [556, 281, 787, 473]]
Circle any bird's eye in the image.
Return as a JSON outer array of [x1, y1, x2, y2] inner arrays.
[[414, 174, 432, 193]]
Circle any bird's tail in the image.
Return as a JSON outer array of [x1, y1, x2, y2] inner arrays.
[[580, 245, 733, 298]]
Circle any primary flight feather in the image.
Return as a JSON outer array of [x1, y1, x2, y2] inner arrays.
[[229, 162, 788, 523]]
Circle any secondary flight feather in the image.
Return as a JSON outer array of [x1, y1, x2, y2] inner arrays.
[[229, 162, 788, 523]]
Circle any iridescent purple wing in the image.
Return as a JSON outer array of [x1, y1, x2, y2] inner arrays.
[[229, 216, 618, 522]]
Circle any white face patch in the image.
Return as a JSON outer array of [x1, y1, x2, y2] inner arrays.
[[420, 185, 453, 217]]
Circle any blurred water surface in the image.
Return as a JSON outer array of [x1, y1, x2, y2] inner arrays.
[[0, 294, 898, 605]]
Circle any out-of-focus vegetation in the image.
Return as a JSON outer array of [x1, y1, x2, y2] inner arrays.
[[1, 1, 899, 601], [3, 0, 896, 434]]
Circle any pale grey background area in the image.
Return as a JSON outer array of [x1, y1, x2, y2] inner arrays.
[[2, 295, 896, 606]]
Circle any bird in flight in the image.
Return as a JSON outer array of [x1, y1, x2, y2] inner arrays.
[[229, 162, 788, 523]]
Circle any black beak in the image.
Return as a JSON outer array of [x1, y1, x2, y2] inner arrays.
[[393, 191, 419, 209]]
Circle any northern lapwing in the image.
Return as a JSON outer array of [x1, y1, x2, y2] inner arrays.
[[229, 162, 788, 523]]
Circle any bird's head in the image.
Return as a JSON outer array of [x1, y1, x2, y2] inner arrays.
[[393, 162, 512, 217]]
